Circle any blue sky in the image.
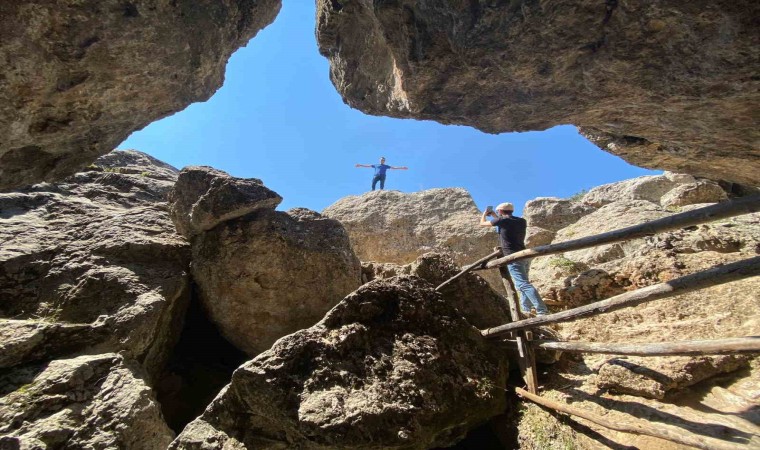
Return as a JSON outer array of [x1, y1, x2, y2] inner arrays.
[[119, 2, 657, 215]]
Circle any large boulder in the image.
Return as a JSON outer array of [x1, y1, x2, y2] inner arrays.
[[0, 150, 190, 377], [168, 166, 282, 239], [316, 1, 760, 184], [187, 194, 362, 355], [322, 188, 502, 289], [171, 276, 509, 450], [0, 0, 281, 190], [0, 353, 174, 449], [362, 252, 511, 330]]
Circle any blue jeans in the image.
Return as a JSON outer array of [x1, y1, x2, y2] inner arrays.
[[372, 174, 386, 190], [507, 260, 549, 315]]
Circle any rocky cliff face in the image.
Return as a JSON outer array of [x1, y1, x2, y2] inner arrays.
[[323, 188, 503, 289], [516, 173, 760, 449], [0, 0, 281, 191], [0, 150, 190, 448], [316, 1, 760, 184]]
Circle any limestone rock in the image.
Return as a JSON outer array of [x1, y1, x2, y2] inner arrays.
[[171, 277, 509, 450], [525, 227, 555, 248], [595, 356, 751, 399], [660, 180, 729, 208], [0, 353, 173, 449], [168, 166, 282, 239], [316, 1, 760, 184], [363, 252, 510, 330], [582, 175, 679, 208], [191, 207, 361, 356], [323, 188, 502, 289], [0, 0, 282, 190], [0, 150, 190, 377], [523, 197, 595, 232]]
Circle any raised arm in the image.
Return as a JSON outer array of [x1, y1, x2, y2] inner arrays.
[[390, 166, 408, 170], [479, 210, 496, 227], [355, 164, 372, 168]]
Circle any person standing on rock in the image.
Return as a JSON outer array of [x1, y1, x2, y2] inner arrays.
[[480, 202, 549, 317], [355, 157, 408, 191]]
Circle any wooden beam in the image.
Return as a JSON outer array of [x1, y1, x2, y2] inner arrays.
[[499, 267, 539, 394], [533, 337, 760, 356], [515, 387, 749, 450], [480, 195, 760, 270], [435, 249, 501, 291], [482, 256, 760, 338]]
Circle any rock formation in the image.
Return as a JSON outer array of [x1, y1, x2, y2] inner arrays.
[[0, 0, 282, 190], [0, 150, 192, 449], [516, 173, 760, 449], [323, 188, 503, 289], [362, 252, 510, 330], [169, 167, 362, 356], [316, 1, 760, 184], [171, 276, 509, 450], [0, 149, 190, 377], [0, 354, 174, 449]]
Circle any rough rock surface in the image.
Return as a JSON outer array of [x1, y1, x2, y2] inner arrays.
[[0, 150, 190, 377], [362, 252, 510, 329], [0, 353, 174, 449], [171, 276, 509, 450], [594, 355, 751, 399], [168, 166, 282, 239], [516, 173, 760, 449], [323, 188, 502, 289], [189, 199, 361, 355], [316, 1, 760, 184], [0, 0, 282, 190]]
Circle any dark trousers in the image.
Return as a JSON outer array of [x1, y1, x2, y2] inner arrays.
[[372, 174, 386, 190]]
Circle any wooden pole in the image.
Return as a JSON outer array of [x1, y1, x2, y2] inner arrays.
[[532, 337, 760, 356], [435, 249, 501, 291], [482, 256, 760, 339], [499, 266, 539, 394], [479, 195, 760, 270], [515, 387, 749, 450]]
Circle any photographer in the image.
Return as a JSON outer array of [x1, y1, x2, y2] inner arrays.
[[480, 202, 549, 316]]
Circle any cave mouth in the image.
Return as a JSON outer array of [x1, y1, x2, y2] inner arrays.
[[156, 283, 249, 433]]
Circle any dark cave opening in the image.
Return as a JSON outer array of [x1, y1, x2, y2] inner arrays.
[[156, 283, 249, 433]]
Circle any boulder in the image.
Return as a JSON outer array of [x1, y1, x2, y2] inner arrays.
[[191, 207, 362, 356], [0, 150, 190, 377], [316, 1, 760, 184], [523, 197, 595, 232], [660, 180, 729, 208], [363, 252, 511, 330], [525, 227, 555, 248], [582, 175, 679, 208], [0, 353, 174, 449], [0, 0, 282, 190], [323, 188, 502, 289], [171, 276, 509, 450], [595, 356, 751, 399], [168, 166, 282, 239]]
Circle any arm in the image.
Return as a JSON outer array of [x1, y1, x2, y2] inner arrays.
[[479, 210, 497, 227], [355, 164, 372, 168], [390, 166, 408, 170]]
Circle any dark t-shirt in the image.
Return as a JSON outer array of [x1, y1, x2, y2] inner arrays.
[[490, 215, 527, 255]]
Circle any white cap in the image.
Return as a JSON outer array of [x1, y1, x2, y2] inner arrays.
[[496, 202, 514, 212]]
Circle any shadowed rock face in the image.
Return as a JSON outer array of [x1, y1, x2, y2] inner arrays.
[[316, 1, 760, 184], [171, 276, 509, 450], [0, 0, 281, 190], [0, 150, 190, 378]]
